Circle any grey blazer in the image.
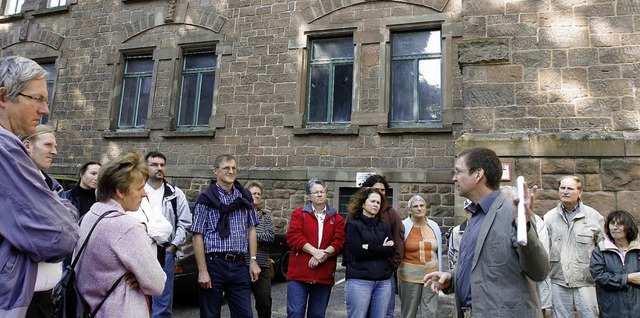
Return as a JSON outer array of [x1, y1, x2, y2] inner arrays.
[[449, 193, 550, 318]]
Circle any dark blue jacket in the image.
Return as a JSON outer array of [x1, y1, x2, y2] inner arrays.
[[590, 239, 640, 318], [344, 215, 396, 280]]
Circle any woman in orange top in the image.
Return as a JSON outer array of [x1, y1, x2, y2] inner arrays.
[[398, 195, 443, 318]]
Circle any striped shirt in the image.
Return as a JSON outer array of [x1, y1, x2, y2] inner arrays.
[[191, 183, 259, 254]]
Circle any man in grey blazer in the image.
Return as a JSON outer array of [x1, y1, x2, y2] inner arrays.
[[424, 147, 549, 318]]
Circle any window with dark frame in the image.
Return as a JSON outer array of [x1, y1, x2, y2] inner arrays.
[[306, 37, 354, 126], [39, 62, 56, 124], [4, 0, 23, 15], [177, 50, 216, 128], [390, 30, 443, 128], [118, 55, 152, 129]]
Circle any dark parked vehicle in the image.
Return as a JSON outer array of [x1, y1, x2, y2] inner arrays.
[[173, 234, 291, 297]]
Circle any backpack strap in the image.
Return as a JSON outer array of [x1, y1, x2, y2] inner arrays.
[[89, 273, 125, 317], [70, 210, 118, 269], [165, 182, 179, 232]]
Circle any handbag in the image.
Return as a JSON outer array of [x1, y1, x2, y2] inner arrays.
[[52, 210, 124, 318]]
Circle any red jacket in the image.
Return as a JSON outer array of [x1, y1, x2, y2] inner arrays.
[[286, 203, 345, 285]]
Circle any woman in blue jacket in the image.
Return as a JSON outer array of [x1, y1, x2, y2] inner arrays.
[[344, 187, 397, 318], [590, 210, 640, 318]]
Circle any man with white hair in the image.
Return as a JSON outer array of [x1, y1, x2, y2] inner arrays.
[[0, 56, 78, 316]]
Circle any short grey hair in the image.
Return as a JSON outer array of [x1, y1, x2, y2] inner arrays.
[[407, 195, 426, 209], [20, 124, 55, 142], [213, 154, 236, 168], [500, 185, 517, 198], [0, 56, 48, 100], [305, 177, 325, 196]]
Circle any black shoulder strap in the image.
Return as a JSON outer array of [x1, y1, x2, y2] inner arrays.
[[165, 182, 179, 230], [71, 210, 117, 269], [89, 273, 125, 317]]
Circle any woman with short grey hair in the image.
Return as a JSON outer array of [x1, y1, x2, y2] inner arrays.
[[399, 195, 443, 318], [286, 177, 345, 318]]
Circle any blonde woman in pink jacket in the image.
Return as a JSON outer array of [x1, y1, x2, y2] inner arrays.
[[75, 152, 166, 317]]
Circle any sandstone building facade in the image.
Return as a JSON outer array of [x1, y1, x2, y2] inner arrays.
[[2, 0, 640, 233]]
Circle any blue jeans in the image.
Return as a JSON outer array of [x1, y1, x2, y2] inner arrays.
[[152, 251, 175, 318], [345, 278, 392, 318], [286, 280, 332, 318], [386, 275, 396, 318], [199, 254, 252, 318]]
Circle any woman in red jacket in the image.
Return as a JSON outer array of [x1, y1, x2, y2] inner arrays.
[[286, 177, 345, 318]]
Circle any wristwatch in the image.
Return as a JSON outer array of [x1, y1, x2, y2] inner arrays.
[[250, 256, 257, 260]]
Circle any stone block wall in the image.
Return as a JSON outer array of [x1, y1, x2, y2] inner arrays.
[[3, 0, 640, 238]]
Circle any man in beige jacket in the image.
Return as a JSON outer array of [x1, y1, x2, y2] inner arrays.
[[544, 176, 604, 318]]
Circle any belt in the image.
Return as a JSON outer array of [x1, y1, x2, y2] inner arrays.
[[209, 252, 243, 261], [33, 289, 53, 297]]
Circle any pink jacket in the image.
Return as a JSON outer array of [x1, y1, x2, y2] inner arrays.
[[75, 199, 166, 317]]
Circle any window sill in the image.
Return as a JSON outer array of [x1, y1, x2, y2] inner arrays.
[[102, 130, 150, 139], [160, 129, 215, 138], [0, 12, 23, 22], [377, 125, 453, 134], [32, 5, 70, 16], [292, 126, 359, 135]]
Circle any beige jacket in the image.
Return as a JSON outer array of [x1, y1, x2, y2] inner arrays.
[[544, 201, 604, 288]]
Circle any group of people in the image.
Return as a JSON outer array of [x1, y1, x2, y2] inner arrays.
[[284, 174, 443, 318], [3, 55, 640, 318], [429, 148, 640, 318]]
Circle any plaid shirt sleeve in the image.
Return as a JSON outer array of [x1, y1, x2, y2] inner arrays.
[[247, 206, 259, 227], [191, 203, 210, 234]]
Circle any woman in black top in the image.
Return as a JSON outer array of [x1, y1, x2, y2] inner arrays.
[[63, 161, 101, 217], [344, 187, 396, 318]]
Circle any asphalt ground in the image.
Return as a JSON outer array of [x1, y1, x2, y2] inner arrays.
[[173, 262, 455, 318]]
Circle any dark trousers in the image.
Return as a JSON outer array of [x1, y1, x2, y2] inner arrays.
[[26, 289, 54, 318], [199, 254, 252, 318], [251, 267, 272, 318]]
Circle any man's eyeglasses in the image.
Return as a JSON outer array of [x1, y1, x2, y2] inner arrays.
[[310, 191, 326, 196], [17, 93, 48, 106], [453, 167, 476, 176]]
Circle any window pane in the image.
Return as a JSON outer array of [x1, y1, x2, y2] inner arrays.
[[391, 30, 442, 127], [119, 77, 138, 127], [125, 58, 154, 73], [391, 60, 415, 122], [178, 52, 216, 127], [119, 56, 152, 128], [185, 54, 216, 69], [418, 59, 442, 121], [312, 38, 354, 60], [4, 0, 24, 15], [197, 73, 215, 126], [39, 63, 56, 124], [179, 74, 198, 126], [136, 77, 151, 127], [392, 30, 441, 55], [332, 64, 353, 123], [47, 0, 66, 8], [307, 64, 330, 123]]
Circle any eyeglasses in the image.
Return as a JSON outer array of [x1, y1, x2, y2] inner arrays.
[[453, 167, 476, 176], [17, 93, 48, 106], [310, 191, 326, 196]]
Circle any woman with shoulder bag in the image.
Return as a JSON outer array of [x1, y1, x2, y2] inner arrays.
[[74, 152, 166, 317]]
